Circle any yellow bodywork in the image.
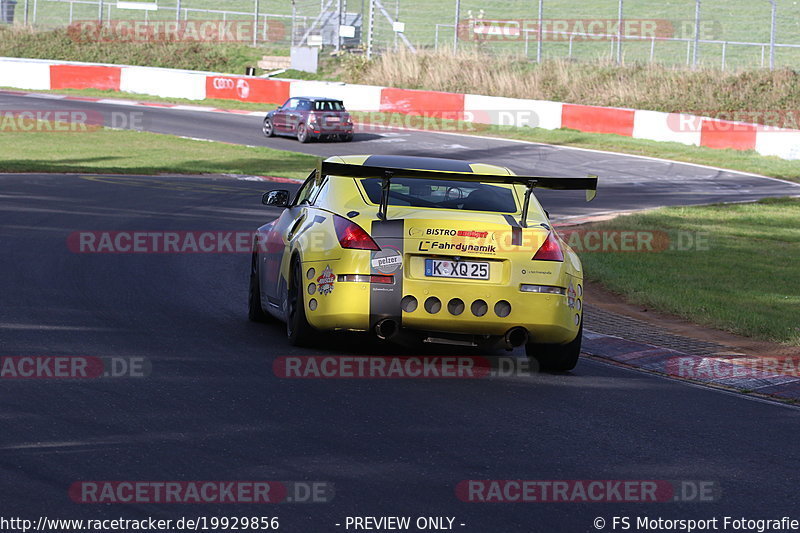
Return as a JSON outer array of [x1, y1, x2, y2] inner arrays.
[[259, 155, 584, 345]]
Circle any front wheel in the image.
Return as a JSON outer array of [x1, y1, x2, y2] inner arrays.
[[262, 118, 274, 137], [286, 259, 315, 345], [297, 124, 311, 143], [526, 321, 582, 372]]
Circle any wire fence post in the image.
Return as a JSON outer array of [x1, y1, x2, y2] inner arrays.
[[536, 0, 543, 63], [253, 0, 259, 46], [692, 0, 700, 67], [176, 0, 181, 21], [721, 41, 727, 70], [367, 0, 374, 59], [616, 0, 623, 63], [453, 0, 460, 54], [98, 0, 102, 21], [335, 0, 341, 51], [768, 0, 777, 70], [291, 0, 296, 46]]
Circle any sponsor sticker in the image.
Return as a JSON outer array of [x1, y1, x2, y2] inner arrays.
[[317, 265, 335, 295], [371, 248, 403, 274]]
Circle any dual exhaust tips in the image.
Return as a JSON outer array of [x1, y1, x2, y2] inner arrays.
[[374, 319, 528, 350]]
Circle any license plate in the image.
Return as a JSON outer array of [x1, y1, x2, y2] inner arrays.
[[326, 116, 341, 122], [425, 259, 489, 280]]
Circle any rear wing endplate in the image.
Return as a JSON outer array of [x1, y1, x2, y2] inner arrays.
[[320, 161, 598, 225]]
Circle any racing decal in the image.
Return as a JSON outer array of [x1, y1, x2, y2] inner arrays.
[[418, 241, 497, 254], [317, 265, 335, 295], [369, 220, 405, 330], [409, 227, 494, 240], [371, 247, 403, 274], [502, 215, 523, 246], [567, 281, 577, 308]]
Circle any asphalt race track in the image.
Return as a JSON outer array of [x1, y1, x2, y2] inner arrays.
[[2, 91, 800, 531], [2, 91, 799, 220]]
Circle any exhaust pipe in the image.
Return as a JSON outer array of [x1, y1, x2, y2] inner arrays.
[[375, 319, 399, 340], [504, 327, 529, 349]]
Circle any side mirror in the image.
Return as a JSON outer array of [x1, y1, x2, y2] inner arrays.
[[262, 190, 290, 208]]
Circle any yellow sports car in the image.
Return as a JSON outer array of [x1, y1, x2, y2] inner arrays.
[[249, 155, 597, 371]]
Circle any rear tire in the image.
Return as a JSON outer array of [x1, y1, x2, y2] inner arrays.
[[526, 321, 582, 372], [287, 258, 315, 346], [342, 133, 353, 142], [262, 118, 274, 137], [297, 124, 311, 143], [248, 250, 269, 322]]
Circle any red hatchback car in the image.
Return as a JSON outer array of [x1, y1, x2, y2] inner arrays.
[[262, 97, 354, 143]]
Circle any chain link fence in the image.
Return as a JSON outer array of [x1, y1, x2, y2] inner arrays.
[[5, 0, 800, 69]]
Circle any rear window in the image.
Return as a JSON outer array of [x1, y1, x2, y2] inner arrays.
[[314, 100, 345, 111], [360, 178, 517, 213]]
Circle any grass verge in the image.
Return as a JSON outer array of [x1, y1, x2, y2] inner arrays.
[[0, 26, 278, 74], [577, 198, 800, 345], [0, 127, 315, 178]]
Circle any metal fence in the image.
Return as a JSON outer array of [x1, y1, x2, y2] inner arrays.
[[7, 0, 800, 69]]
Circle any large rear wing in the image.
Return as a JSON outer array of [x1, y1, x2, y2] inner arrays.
[[320, 161, 598, 226]]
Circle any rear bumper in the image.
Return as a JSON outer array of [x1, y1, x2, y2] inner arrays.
[[300, 259, 582, 345], [399, 282, 581, 344], [310, 126, 353, 137]]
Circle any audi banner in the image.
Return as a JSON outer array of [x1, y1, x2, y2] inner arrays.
[[205, 76, 290, 104]]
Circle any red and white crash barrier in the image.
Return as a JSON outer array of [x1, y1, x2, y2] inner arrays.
[[1, 56, 798, 160]]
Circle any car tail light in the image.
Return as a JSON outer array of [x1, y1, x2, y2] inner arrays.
[[334, 216, 380, 251], [520, 284, 566, 294], [308, 112, 318, 124], [532, 232, 564, 261]]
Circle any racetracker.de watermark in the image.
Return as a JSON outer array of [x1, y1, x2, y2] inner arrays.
[[0, 356, 150, 379], [67, 229, 710, 254], [67, 231, 259, 253], [669, 110, 800, 131], [274, 356, 542, 379], [0, 110, 103, 133], [557, 229, 710, 253], [68, 481, 333, 504], [667, 356, 800, 379], [0, 110, 146, 132], [456, 480, 719, 503], [67, 20, 286, 43], [457, 19, 722, 41]]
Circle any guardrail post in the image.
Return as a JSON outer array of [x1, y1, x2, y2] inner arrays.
[[650, 36, 655, 62]]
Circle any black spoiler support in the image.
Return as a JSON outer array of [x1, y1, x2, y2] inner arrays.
[[320, 161, 598, 226]]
